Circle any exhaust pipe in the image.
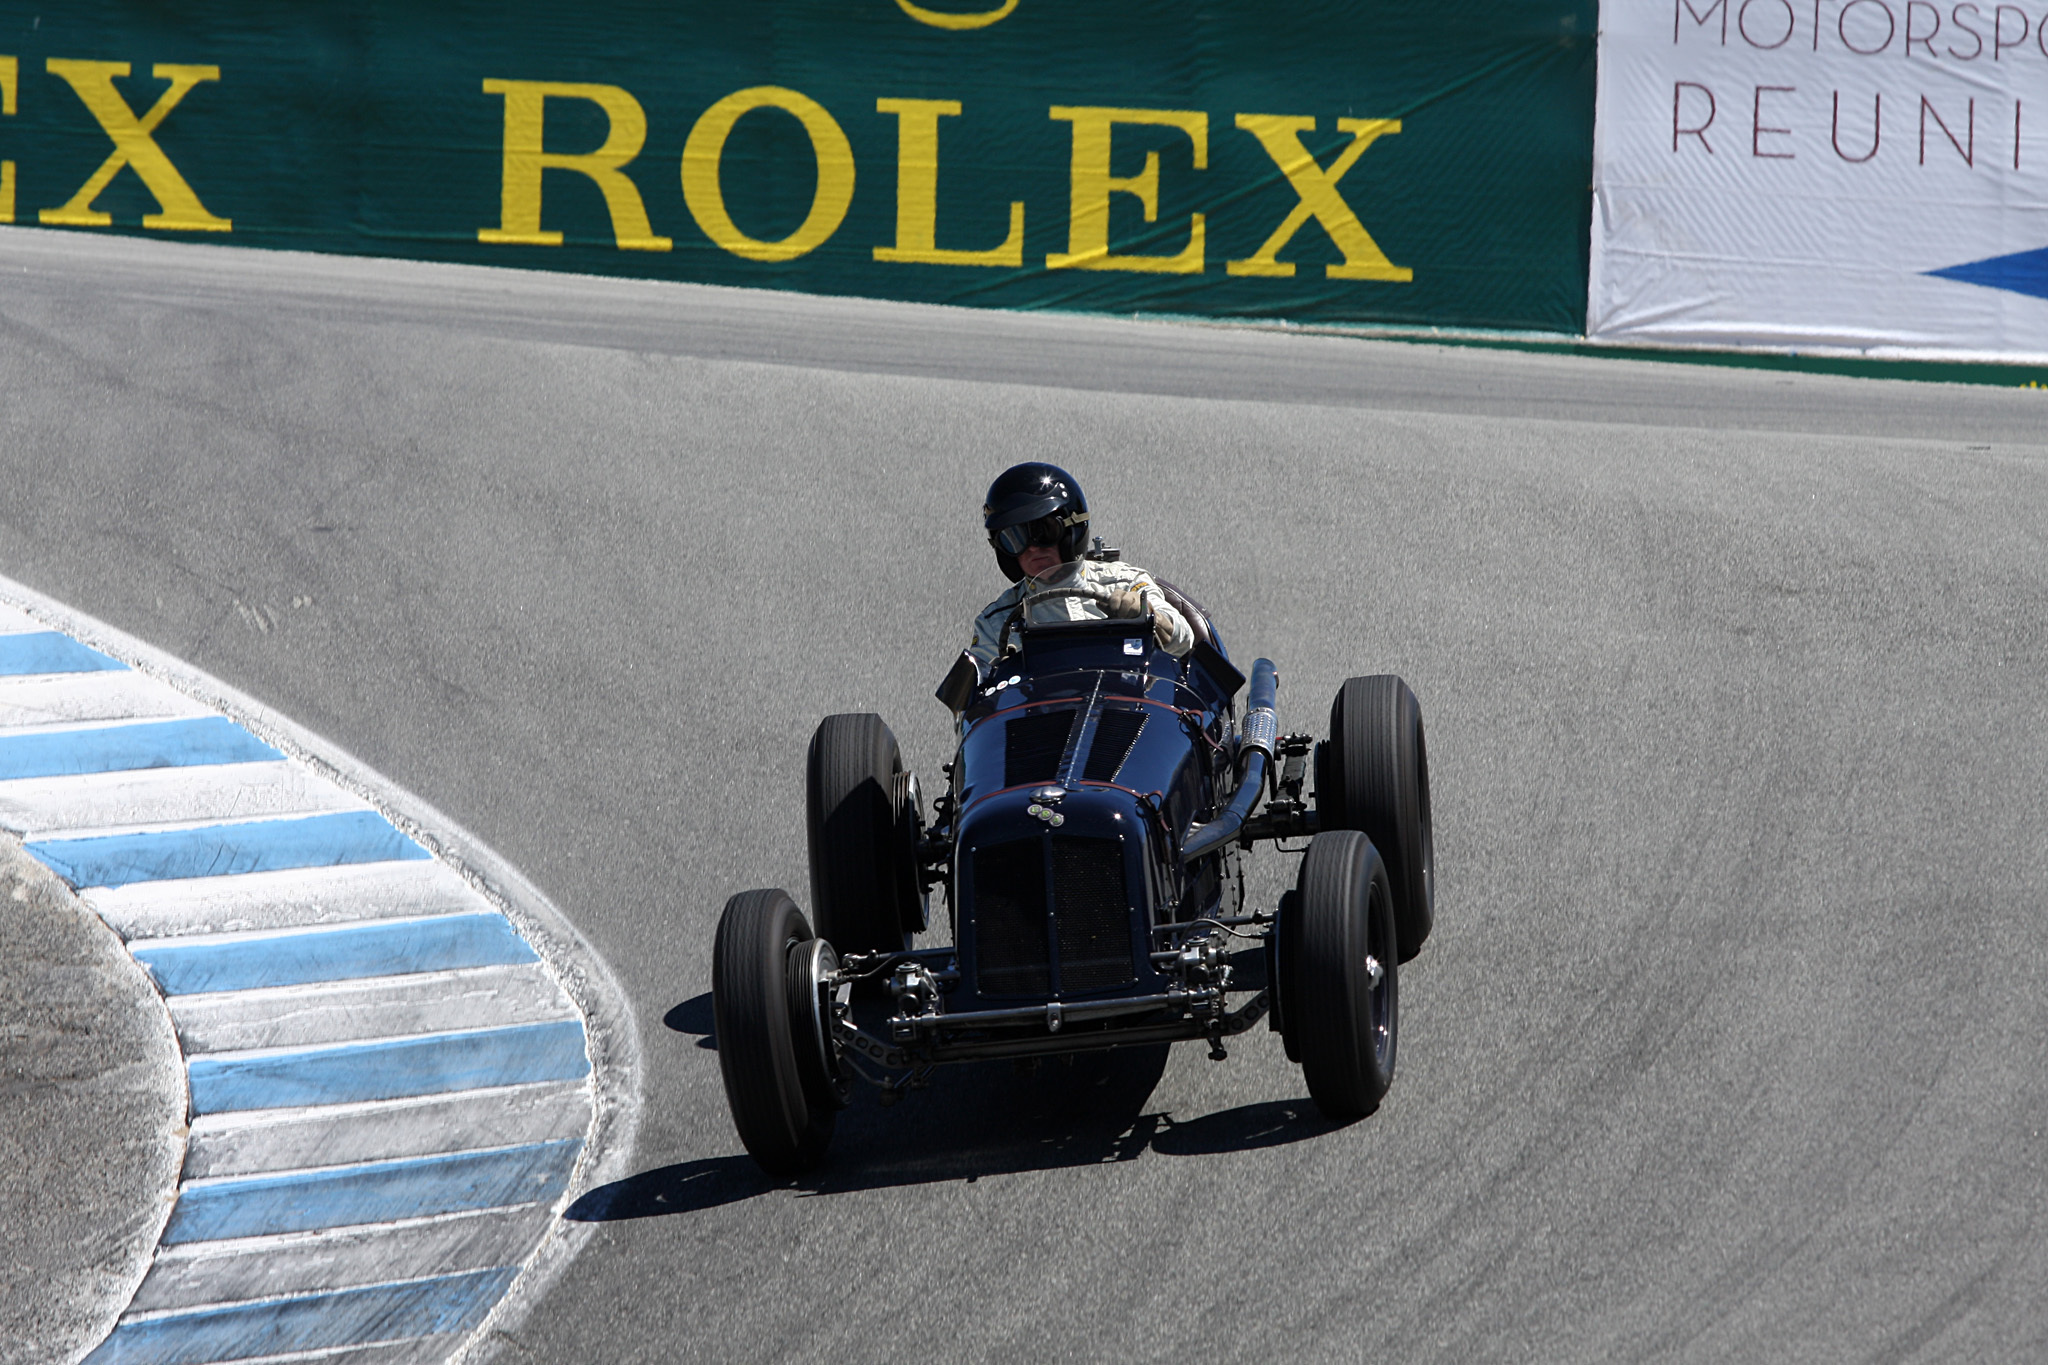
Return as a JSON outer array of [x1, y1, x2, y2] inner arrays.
[[1179, 658, 1277, 863]]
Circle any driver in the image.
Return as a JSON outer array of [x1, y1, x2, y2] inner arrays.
[[966, 462, 1194, 670]]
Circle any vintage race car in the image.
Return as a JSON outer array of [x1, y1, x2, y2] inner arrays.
[[712, 573, 1434, 1174]]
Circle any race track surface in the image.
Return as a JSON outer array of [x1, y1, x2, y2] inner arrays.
[[4, 230, 2045, 1363]]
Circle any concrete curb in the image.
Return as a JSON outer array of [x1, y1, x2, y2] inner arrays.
[[0, 574, 640, 1363], [0, 833, 184, 1365]]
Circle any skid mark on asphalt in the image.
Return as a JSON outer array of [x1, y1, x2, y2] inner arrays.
[[0, 599, 595, 1364]]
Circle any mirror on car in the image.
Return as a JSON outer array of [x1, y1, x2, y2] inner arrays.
[[934, 650, 984, 714]]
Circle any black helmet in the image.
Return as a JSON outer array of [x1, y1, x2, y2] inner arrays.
[[983, 463, 1090, 582]]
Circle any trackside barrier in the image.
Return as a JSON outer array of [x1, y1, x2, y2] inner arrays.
[[1591, 0, 2048, 359], [6, 5, 2041, 375], [0, 1, 1597, 334]]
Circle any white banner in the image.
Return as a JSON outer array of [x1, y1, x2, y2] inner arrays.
[[1590, 0, 2048, 357]]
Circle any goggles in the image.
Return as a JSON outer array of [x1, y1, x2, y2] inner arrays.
[[991, 514, 1072, 556]]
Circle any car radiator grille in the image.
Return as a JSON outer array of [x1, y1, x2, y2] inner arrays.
[[1081, 710, 1146, 783], [972, 835, 1136, 998], [972, 839, 1050, 996], [1050, 836, 1135, 992], [1005, 709, 1075, 787]]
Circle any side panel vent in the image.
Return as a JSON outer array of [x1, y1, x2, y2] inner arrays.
[[1005, 710, 1075, 787], [1050, 837, 1134, 993], [1081, 710, 1147, 783], [973, 839, 1049, 997]]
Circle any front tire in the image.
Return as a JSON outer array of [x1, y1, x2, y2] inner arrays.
[[807, 714, 923, 955], [1287, 830, 1399, 1120], [1317, 675, 1434, 961], [712, 889, 836, 1175]]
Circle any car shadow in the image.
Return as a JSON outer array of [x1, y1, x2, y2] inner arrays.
[[574, 998, 1357, 1221], [1146, 1097, 1351, 1155], [663, 992, 717, 1050], [817, 1043, 1174, 1191]]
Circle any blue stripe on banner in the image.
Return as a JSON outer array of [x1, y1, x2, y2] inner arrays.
[[82, 1265, 518, 1365], [163, 1139, 582, 1244], [188, 1018, 590, 1114], [0, 715, 280, 782], [0, 631, 127, 677], [133, 911, 537, 995], [27, 809, 428, 890]]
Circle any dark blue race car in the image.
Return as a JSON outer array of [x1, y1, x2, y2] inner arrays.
[[713, 578, 1434, 1174]]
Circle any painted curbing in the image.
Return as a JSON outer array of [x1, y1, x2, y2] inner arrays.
[[0, 578, 640, 1365]]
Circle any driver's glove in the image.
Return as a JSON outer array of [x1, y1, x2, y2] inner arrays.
[[1152, 611, 1175, 649], [1105, 588, 1146, 619]]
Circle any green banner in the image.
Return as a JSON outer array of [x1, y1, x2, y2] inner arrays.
[[0, 1, 1595, 332]]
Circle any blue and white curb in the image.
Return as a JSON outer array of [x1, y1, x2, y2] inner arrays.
[[0, 584, 640, 1365]]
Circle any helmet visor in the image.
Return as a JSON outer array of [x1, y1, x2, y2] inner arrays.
[[991, 515, 1068, 556]]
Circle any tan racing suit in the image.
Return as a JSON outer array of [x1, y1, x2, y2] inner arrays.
[[966, 558, 1194, 669]]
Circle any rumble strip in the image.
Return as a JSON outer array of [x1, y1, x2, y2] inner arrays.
[[0, 584, 637, 1365]]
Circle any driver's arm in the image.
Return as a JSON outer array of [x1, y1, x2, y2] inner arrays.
[[1101, 563, 1193, 657], [965, 594, 1015, 669], [1138, 581, 1195, 657]]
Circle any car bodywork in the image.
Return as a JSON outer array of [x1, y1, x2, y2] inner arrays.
[[714, 578, 1428, 1172], [834, 608, 1297, 1090]]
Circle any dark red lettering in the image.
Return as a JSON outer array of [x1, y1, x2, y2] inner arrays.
[[1675, 81, 1719, 151], [1833, 90, 1882, 160], [1948, 3, 1986, 56], [1921, 95, 1975, 163], [1840, 0, 1899, 51], [1906, 0, 1943, 52], [1741, 0, 1799, 45], [1994, 4, 2029, 55], [1755, 85, 1798, 155], [1676, 0, 1731, 42]]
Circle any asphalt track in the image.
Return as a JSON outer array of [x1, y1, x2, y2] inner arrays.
[[4, 228, 2046, 1363]]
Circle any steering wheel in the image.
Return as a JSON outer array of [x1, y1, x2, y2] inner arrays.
[[997, 586, 1142, 657], [1023, 586, 1119, 611]]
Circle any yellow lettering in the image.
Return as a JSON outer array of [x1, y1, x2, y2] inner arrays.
[[39, 60, 229, 232], [478, 80, 669, 251], [895, 0, 1020, 30], [1046, 106, 1206, 274], [873, 98, 1022, 267], [682, 86, 854, 263], [1227, 116, 1410, 282], [1, 56, 15, 225]]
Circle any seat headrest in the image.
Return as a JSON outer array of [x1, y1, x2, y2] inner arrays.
[[1152, 578, 1214, 650]]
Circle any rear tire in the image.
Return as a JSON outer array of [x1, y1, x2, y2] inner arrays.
[[1288, 830, 1399, 1120], [807, 714, 923, 955], [1317, 675, 1434, 961], [712, 889, 836, 1175]]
